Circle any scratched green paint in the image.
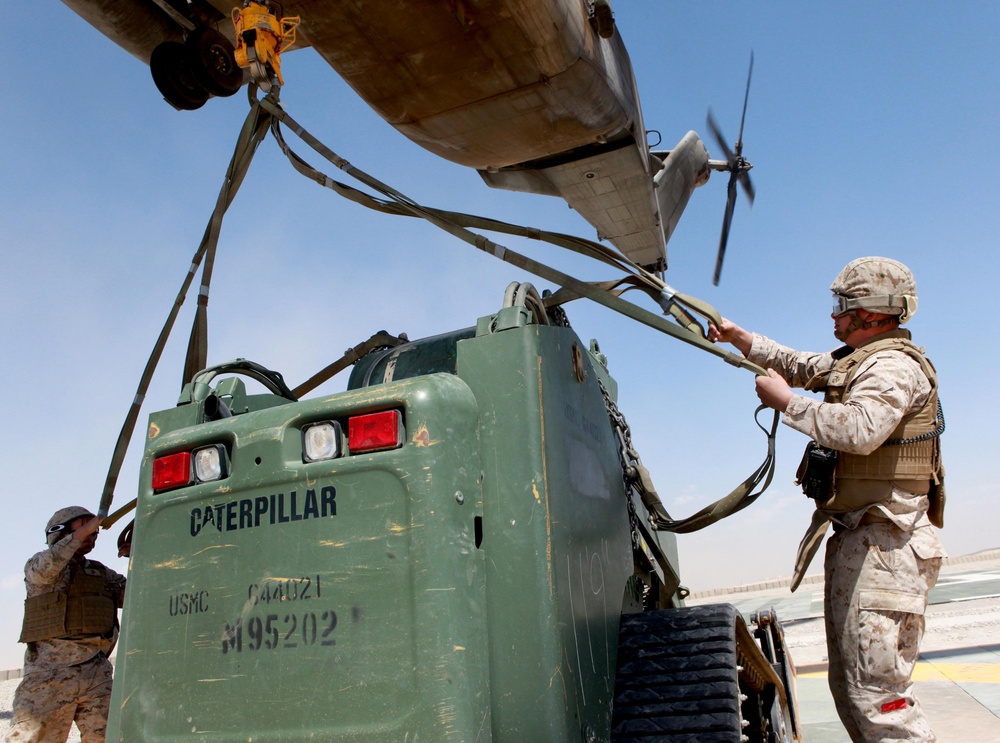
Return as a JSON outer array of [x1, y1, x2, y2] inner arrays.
[[107, 310, 680, 742]]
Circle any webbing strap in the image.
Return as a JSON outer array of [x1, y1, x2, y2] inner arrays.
[[542, 279, 710, 338], [182, 91, 275, 384], [645, 405, 779, 533], [103, 498, 137, 529], [270, 121, 638, 275], [291, 331, 407, 398], [96, 89, 277, 520], [257, 96, 766, 378], [273, 117, 717, 331]]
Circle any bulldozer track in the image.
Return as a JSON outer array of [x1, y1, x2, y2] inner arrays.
[[611, 603, 780, 742]]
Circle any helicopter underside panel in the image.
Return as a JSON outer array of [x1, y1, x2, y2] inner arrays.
[[60, 0, 671, 268]]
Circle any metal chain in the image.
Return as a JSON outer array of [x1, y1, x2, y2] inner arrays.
[[540, 289, 570, 327], [598, 378, 643, 554], [546, 304, 570, 327]]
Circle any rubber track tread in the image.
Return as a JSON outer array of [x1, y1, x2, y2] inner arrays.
[[611, 604, 744, 741]]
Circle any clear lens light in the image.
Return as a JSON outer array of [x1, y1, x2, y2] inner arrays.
[[194, 446, 224, 482], [304, 423, 340, 462]]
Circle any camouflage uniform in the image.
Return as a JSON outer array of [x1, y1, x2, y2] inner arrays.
[[748, 333, 946, 742], [7, 533, 126, 743]]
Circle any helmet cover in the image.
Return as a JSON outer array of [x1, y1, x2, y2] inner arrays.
[[830, 256, 917, 323]]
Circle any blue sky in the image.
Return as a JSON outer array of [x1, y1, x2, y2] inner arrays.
[[1, 2, 998, 669]]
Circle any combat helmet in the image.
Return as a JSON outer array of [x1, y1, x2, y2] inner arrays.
[[830, 256, 917, 324], [45, 506, 95, 545]]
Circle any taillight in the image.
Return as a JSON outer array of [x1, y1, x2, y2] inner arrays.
[[348, 410, 403, 453], [152, 445, 228, 492], [152, 451, 192, 491]]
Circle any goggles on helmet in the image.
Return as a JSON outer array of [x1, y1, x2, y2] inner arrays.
[[46, 513, 95, 538], [831, 293, 916, 319]]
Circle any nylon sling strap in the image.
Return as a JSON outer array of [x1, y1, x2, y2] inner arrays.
[[103, 498, 136, 529], [96, 89, 277, 520], [291, 330, 407, 398], [268, 109, 726, 349], [182, 91, 275, 384], [269, 122, 646, 278], [542, 279, 711, 338], [269, 110, 735, 350], [257, 95, 767, 379]]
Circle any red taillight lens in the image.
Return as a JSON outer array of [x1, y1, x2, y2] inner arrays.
[[152, 451, 192, 491], [348, 410, 403, 453]]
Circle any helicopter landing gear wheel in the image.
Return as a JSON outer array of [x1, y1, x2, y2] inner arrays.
[[186, 27, 243, 98], [150, 41, 209, 111]]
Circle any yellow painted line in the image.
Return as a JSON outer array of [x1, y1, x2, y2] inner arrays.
[[911, 663, 951, 681], [915, 662, 1000, 684], [798, 662, 1000, 684], [798, 671, 826, 679]]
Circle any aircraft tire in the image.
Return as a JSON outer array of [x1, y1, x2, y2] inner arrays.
[[150, 41, 209, 111], [186, 27, 243, 98]]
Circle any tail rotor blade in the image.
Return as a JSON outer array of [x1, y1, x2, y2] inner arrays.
[[707, 109, 733, 163], [735, 51, 754, 154], [714, 174, 739, 286], [739, 170, 756, 205]]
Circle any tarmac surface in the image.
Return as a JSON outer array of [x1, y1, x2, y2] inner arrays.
[[688, 548, 1000, 741], [1, 549, 998, 742]]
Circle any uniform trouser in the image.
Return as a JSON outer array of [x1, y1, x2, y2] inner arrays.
[[824, 522, 941, 742], [6, 653, 113, 743]]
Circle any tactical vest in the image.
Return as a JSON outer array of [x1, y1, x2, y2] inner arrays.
[[18, 561, 119, 644], [803, 329, 945, 526]]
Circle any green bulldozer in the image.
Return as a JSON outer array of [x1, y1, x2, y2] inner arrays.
[[107, 285, 799, 742]]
